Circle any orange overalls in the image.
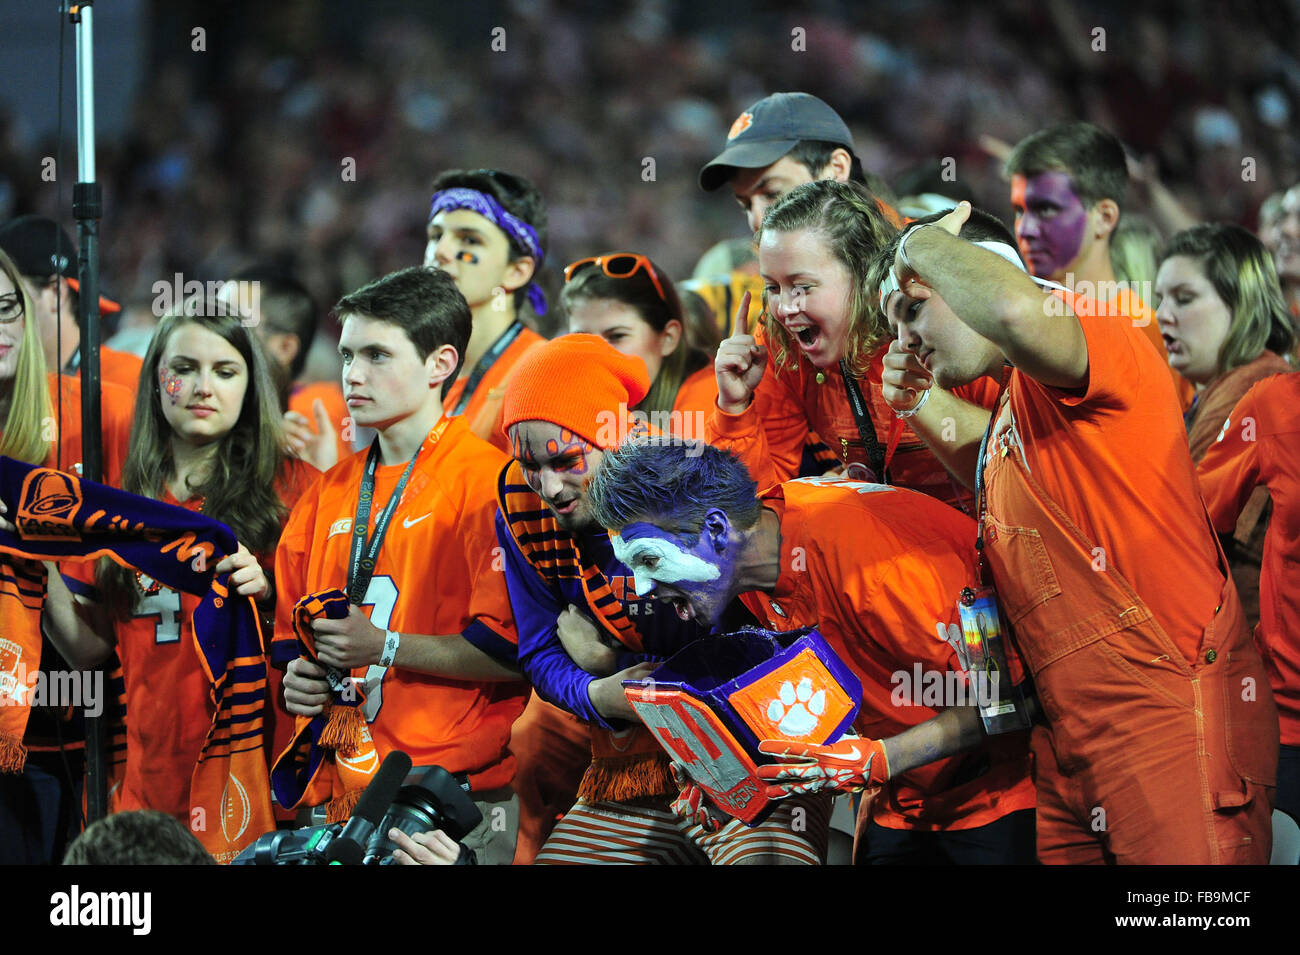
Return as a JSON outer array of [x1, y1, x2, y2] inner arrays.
[[982, 392, 1278, 864]]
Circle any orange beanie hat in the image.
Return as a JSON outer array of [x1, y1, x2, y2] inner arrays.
[[502, 334, 650, 450]]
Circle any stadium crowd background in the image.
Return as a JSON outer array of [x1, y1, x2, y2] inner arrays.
[[0, 0, 1297, 355]]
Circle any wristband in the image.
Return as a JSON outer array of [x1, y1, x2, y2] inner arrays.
[[380, 630, 401, 668], [893, 386, 931, 419]]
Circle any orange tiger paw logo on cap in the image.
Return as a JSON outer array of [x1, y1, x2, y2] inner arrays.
[[727, 111, 753, 140]]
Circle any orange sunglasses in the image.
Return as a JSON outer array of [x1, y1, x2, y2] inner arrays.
[[562, 252, 668, 303]]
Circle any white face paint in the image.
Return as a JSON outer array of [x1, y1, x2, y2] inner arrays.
[[612, 533, 721, 597]]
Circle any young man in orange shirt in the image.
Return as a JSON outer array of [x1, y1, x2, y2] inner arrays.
[[876, 202, 1277, 863], [585, 439, 1038, 864], [276, 267, 526, 864]]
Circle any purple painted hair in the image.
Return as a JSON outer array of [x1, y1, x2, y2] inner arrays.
[[587, 438, 761, 537]]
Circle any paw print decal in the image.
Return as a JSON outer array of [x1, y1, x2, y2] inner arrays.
[[766, 677, 826, 737]]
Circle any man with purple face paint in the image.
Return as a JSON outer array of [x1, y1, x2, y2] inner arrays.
[[585, 438, 1037, 864], [497, 335, 833, 864], [1005, 123, 1194, 408]]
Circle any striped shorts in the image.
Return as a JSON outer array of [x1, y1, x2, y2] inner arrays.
[[534, 795, 831, 865]]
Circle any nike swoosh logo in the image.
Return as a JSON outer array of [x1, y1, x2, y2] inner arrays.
[[829, 746, 861, 762], [402, 513, 432, 528]]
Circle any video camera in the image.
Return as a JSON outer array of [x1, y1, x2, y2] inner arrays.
[[232, 752, 482, 865]]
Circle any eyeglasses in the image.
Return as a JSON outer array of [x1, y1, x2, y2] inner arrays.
[[563, 253, 667, 303], [0, 292, 24, 324]]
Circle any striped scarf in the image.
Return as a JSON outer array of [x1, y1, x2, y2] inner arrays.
[[0, 457, 274, 863], [497, 461, 674, 802], [270, 588, 381, 821]]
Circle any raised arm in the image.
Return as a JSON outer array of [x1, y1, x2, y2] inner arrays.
[[897, 202, 1088, 390]]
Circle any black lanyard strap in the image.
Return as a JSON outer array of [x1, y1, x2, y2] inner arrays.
[[839, 359, 886, 483], [973, 364, 1014, 588], [452, 320, 524, 416], [347, 417, 448, 605]]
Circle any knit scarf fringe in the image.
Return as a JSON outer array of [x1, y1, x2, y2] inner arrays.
[[325, 787, 364, 823], [319, 704, 364, 755], [577, 751, 675, 803], [0, 734, 26, 774]]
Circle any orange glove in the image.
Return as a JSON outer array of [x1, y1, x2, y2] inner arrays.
[[668, 761, 721, 832], [756, 736, 890, 798]]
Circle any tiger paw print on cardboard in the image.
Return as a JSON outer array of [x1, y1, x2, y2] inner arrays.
[[623, 626, 861, 825]]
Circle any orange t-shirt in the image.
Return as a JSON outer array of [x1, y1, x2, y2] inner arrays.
[[707, 328, 998, 510], [289, 379, 352, 464], [40, 373, 133, 485], [740, 479, 1035, 831], [1073, 288, 1195, 412], [274, 416, 525, 792], [99, 346, 144, 399], [62, 458, 316, 819], [983, 291, 1223, 664], [1198, 371, 1300, 744], [443, 324, 546, 454]]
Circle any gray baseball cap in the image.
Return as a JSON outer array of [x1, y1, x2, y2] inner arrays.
[[699, 92, 855, 192]]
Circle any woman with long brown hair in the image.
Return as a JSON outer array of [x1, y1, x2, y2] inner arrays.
[[40, 299, 315, 821]]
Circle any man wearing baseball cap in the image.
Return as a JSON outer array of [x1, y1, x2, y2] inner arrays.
[[0, 215, 142, 396], [699, 91, 898, 234]]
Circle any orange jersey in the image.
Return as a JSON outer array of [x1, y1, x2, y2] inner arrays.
[[984, 291, 1223, 665], [444, 324, 546, 454], [62, 458, 316, 820], [274, 416, 525, 792], [289, 379, 352, 464], [38, 373, 133, 485], [1198, 371, 1300, 743], [741, 479, 1035, 831], [99, 345, 144, 398]]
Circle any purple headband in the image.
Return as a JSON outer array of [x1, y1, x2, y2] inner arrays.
[[428, 187, 548, 315]]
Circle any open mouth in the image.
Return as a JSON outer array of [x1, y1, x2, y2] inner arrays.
[[1162, 334, 1180, 354], [790, 325, 820, 349], [666, 595, 695, 621], [551, 498, 578, 515]]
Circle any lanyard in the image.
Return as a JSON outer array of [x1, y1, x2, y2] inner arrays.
[[452, 320, 524, 416], [839, 359, 888, 483], [972, 364, 1014, 589], [347, 416, 449, 605]]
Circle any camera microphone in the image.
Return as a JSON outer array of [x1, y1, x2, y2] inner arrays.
[[324, 750, 413, 865]]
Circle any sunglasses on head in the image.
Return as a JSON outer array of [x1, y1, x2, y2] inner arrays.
[[563, 253, 667, 303]]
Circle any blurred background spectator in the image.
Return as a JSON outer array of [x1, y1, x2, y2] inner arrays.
[[1, 0, 1296, 351]]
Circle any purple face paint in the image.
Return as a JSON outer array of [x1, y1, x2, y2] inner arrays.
[[1010, 171, 1089, 280], [612, 521, 733, 628], [159, 367, 184, 405]]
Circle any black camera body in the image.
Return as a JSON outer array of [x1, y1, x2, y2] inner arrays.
[[232, 765, 483, 865]]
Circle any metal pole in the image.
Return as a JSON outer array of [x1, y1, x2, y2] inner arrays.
[[70, 0, 107, 823]]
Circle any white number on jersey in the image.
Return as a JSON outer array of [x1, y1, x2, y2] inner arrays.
[[358, 575, 398, 722], [136, 583, 183, 645]]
